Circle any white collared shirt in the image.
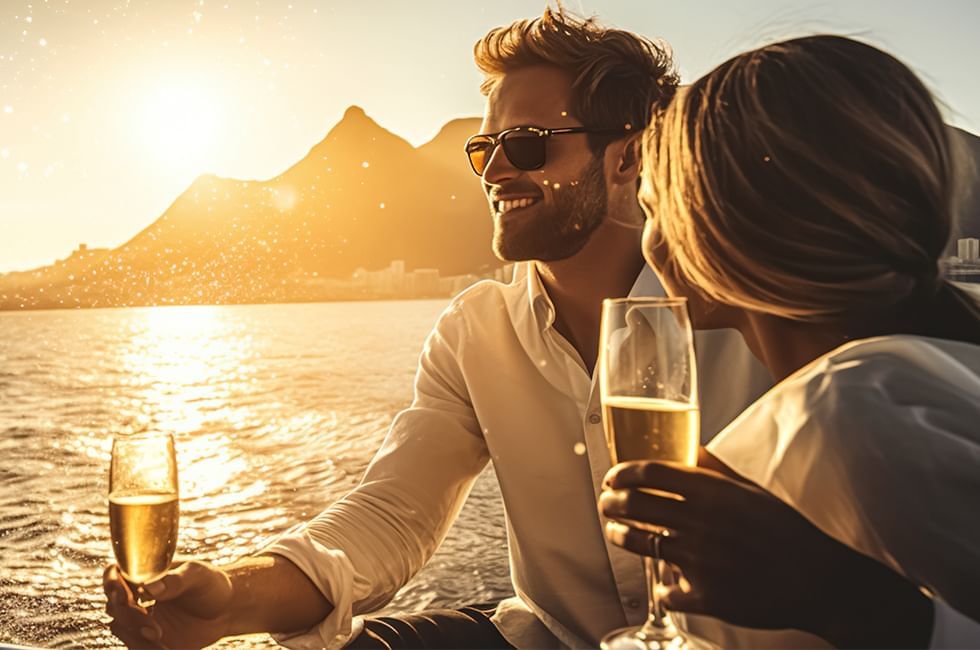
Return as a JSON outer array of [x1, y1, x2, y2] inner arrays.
[[266, 262, 772, 648]]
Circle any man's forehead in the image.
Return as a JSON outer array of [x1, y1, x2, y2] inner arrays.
[[481, 65, 580, 131]]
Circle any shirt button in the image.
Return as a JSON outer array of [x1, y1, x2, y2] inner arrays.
[[627, 598, 641, 609], [588, 412, 601, 425]]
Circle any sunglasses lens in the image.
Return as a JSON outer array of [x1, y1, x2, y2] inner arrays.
[[502, 130, 545, 170], [465, 137, 494, 175]]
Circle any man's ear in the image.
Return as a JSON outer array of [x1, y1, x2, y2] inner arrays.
[[607, 134, 642, 185]]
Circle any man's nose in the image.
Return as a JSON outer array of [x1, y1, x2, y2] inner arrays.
[[482, 142, 517, 186]]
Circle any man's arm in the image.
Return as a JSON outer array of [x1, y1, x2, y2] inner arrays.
[[105, 299, 488, 649], [216, 554, 334, 635]]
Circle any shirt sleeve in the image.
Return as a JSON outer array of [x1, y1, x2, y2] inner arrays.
[[263, 302, 491, 649]]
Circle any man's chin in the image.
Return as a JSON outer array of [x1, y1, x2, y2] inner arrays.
[[492, 232, 589, 263], [491, 238, 528, 263]]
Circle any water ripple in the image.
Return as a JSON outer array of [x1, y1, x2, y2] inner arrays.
[[0, 301, 512, 647]]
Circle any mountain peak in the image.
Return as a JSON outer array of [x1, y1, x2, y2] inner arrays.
[[343, 105, 368, 121], [326, 104, 383, 137]]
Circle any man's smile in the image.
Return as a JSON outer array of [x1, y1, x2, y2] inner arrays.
[[496, 197, 541, 216]]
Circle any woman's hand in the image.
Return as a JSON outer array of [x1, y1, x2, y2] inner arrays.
[[599, 453, 933, 648]]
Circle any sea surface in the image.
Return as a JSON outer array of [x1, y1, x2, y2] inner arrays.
[[0, 301, 512, 648]]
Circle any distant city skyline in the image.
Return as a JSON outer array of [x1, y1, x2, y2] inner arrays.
[[2, 0, 980, 273]]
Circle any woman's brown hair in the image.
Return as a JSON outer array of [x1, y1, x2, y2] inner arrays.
[[642, 35, 979, 324]]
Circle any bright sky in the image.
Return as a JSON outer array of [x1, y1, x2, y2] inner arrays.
[[2, 0, 979, 273]]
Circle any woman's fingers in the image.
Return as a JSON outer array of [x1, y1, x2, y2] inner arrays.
[[660, 583, 705, 615], [599, 486, 696, 532], [603, 460, 772, 529], [603, 460, 733, 503], [604, 521, 694, 564]]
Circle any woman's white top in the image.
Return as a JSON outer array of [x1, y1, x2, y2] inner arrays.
[[705, 334, 980, 647]]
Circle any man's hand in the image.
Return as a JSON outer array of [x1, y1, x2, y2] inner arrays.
[[104, 561, 233, 649], [599, 454, 933, 648]]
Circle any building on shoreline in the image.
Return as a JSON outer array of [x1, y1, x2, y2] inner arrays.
[[945, 237, 980, 284], [336, 261, 516, 300]]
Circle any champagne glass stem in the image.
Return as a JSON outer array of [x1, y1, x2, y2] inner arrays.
[[129, 580, 156, 609], [640, 535, 671, 635]]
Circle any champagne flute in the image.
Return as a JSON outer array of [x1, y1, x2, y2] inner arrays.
[[599, 297, 699, 650], [109, 432, 179, 606]]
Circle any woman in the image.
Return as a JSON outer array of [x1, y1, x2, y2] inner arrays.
[[600, 35, 980, 648]]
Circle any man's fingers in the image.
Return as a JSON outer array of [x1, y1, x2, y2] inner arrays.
[[109, 618, 164, 649], [105, 566, 155, 633], [105, 592, 154, 628], [104, 564, 145, 609], [103, 564, 117, 588], [103, 565, 128, 599], [143, 559, 207, 601]]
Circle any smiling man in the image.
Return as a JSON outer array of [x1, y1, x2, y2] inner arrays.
[[103, 8, 770, 649]]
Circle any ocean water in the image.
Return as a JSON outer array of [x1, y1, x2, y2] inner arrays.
[[0, 301, 512, 648]]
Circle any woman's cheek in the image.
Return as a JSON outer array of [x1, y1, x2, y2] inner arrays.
[[642, 218, 685, 298]]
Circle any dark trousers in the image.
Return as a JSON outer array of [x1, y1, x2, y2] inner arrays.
[[346, 603, 514, 649]]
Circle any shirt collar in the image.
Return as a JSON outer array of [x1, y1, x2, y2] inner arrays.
[[522, 261, 666, 333], [523, 262, 556, 330]]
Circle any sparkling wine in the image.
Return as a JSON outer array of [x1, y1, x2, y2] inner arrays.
[[109, 491, 179, 584], [602, 396, 699, 466]]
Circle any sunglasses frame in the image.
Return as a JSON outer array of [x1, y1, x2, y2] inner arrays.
[[464, 125, 626, 176]]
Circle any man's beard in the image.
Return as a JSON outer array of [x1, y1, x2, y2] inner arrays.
[[492, 157, 608, 262]]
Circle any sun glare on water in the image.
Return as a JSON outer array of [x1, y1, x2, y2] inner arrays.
[[119, 306, 255, 508]]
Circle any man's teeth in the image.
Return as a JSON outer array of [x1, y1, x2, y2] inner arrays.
[[498, 198, 540, 214]]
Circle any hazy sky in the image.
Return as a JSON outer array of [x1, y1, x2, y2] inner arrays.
[[2, 0, 979, 272]]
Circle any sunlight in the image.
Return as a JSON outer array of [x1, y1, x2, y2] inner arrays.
[[136, 80, 223, 173], [118, 306, 255, 507], [126, 305, 229, 392]]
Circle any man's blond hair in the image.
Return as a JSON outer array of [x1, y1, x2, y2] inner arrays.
[[474, 5, 678, 153]]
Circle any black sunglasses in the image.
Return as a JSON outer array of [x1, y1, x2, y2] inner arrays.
[[464, 125, 625, 176]]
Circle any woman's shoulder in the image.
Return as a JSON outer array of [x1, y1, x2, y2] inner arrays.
[[709, 335, 980, 491], [819, 334, 980, 373], [711, 339, 980, 614], [790, 334, 980, 410]]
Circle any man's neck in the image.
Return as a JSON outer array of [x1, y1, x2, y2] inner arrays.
[[535, 221, 646, 374]]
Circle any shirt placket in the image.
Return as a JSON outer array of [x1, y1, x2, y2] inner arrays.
[[581, 374, 650, 627], [544, 318, 649, 626], [529, 264, 650, 628]]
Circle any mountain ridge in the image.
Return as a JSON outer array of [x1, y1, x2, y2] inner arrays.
[[3, 120, 977, 311], [0, 107, 494, 310]]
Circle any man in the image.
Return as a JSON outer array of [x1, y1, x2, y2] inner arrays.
[[104, 8, 770, 648]]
